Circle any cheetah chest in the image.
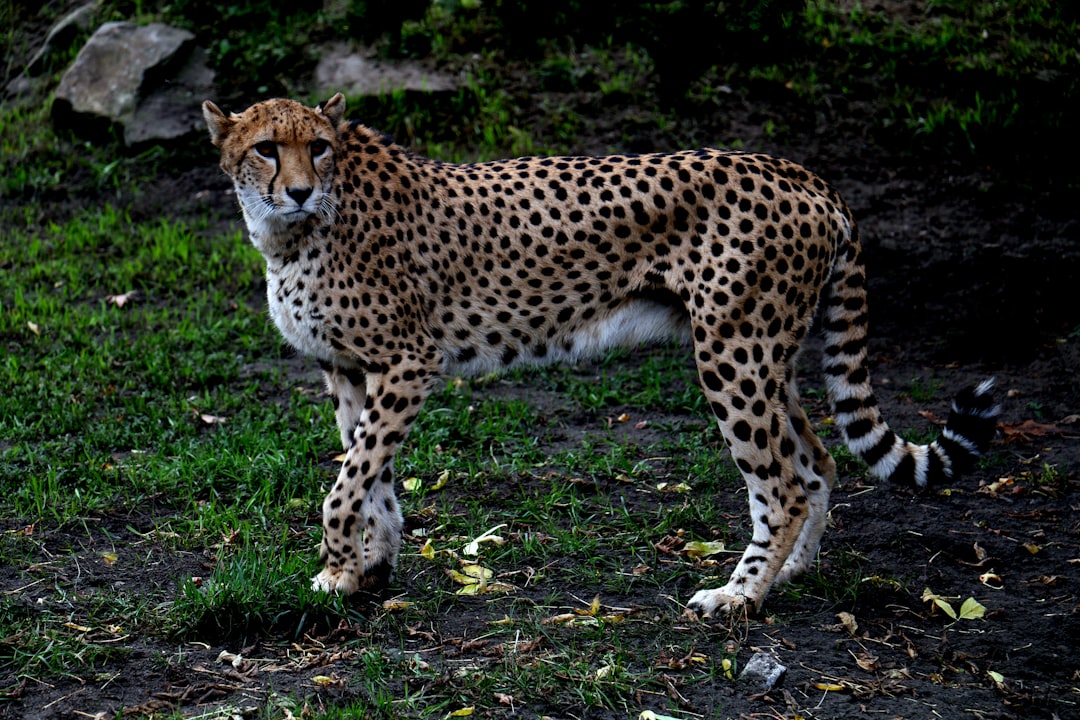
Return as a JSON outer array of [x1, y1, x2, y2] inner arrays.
[[265, 262, 342, 364]]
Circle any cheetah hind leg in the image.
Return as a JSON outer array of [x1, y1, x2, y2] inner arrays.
[[686, 410, 810, 616], [774, 389, 837, 586]]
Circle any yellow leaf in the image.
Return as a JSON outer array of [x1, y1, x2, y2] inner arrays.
[[420, 539, 435, 560], [446, 708, 474, 718], [27, 321, 40, 336], [988, 670, 1005, 687], [836, 611, 858, 636], [1022, 543, 1041, 555], [921, 588, 958, 619], [431, 469, 450, 491], [813, 682, 845, 692], [657, 482, 691, 493], [575, 594, 601, 616], [101, 551, 118, 566], [64, 622, 92, 633], [462, 564, 493, 580], [382, 599, 413, 611], [721, 657, 734, 680], [683, 540, 726, 559], [957, 597, 986, 621], [403, 477, 422, 492], [311, 675, 335, 687]]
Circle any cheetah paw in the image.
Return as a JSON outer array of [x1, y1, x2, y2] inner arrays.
[[311, 566, 361, 595], [687, 587, 756, 619]]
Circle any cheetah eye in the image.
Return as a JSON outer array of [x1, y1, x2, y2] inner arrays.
[[253, 141, 278, 159], [310, 139, 331, 157]]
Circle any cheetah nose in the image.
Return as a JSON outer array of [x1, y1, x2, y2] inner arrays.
[[287, 186, 313, 205]]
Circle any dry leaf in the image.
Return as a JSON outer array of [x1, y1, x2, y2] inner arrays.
[[854, 652, 879, 671], [1000, 420, 1063, 442], [382, 599, 414, 611], [402, 477, 422, 492], [494, 692, 515, 707], [836, 611, 858, 636], [101, 551, 118, 566], [445, 707, 474, 717], [199, 413, 226, 425], [979, 572, 1003, 589], [27, 321, 41, 336]]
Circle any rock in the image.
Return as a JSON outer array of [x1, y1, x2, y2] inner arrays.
[[314, 44, 460, 98], [52, 21, 214, 147], [737, 651, 786, 691], [26, 1, 101, 76]]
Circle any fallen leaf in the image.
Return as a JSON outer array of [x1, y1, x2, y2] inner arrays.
[[813, 682, 846, 692], [683, 540, 726, 559], [1000, 420, 1063, 442], [445, 707, 474, 718], [431, 469, 450, 491], [420, 539, 435, 560], [27, 321, 41, 336], [957, 597, 986, 621], [463, 524, 507, 556], [402, 477, 422, 492], [101, 551, 118, 566], [921, 588, 958, 620], [199, 413, 226, 425], [836, 611, 858, 636], [494, 692, 514, 706], [1022, 543, 1041, 555], [105, 291, 138, 308], [657, 482, 691, 493], [979, 572, 1003, 589], [382, 599, 413, 611], [854, 652, 879, 671]]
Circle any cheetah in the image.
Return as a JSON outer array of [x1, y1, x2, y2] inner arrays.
[[202, 94, 999, 616]]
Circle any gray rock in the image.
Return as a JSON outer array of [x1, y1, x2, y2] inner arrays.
[[737, 651, 786, 691], [314, 44, 460, 98], [26, 1, 101, 76], [52, 21, 213, 146], [125, 46, 215, 146]]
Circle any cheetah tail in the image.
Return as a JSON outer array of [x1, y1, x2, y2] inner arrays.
[[820, 222, 1000, 488]]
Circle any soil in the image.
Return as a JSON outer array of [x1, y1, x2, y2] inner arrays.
[[3, 5, 1080, 719]]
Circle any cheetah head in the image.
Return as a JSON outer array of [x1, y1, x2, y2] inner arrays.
[[202, 94, 346, 237]]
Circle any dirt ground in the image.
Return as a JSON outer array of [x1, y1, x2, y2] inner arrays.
[[4, 6, 1080, 720]]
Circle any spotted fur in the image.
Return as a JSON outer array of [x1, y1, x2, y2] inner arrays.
[[203, 94, 999, 615]]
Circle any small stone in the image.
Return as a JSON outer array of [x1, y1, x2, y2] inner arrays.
[[738, 651, 786, 691]]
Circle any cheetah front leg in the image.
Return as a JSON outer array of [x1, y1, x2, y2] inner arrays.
[[311, 360, 436, 594], [319, 359, 367, 451]]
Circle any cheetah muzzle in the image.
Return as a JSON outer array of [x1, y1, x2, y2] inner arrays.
[[203, 94, 999, 616]]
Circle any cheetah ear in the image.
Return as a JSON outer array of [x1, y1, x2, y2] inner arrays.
[[319, 93, 346, 127], [202, 100, 234, 148]]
